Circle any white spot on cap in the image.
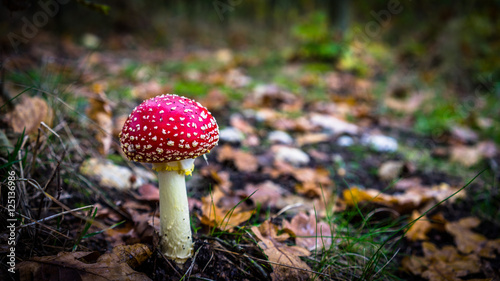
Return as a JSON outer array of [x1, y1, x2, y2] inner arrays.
[[143, 125, 148, 131], [169, 117, 175, 121], [167, 140, 175, 146], [192, 141, 198, 147], [162, 129, 167, 134], [152, 136, 157, 141]]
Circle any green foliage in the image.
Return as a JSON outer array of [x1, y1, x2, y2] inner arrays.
[[414, 100, 462, 136], [291, 12, 345, 61], [173, 80, 211, 97]]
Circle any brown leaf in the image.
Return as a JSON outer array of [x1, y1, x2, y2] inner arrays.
[[18, 245, 152, 281], [217, 144, 259, 172], [252, 223, 311, 281], [405, 210, 432, 241], [296, 133, 330, 146], [343, 184, 464, 214], [282, 212, 333, 251], [196, 89, 229, 111], [292, 167, 333, 198], [131, 80, 170, 100], [6, 96, 53, 135], [402, 242, 481, 281], [199, 186, 254, 231], [238, 181, 288, 209], [86, 84, 113, 155], [135, 184, 160, 201], [450, 145, 483, 167], [445, 217, 489, 256]]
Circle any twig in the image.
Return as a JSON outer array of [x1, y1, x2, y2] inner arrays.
[[18, 205, 95, 228]]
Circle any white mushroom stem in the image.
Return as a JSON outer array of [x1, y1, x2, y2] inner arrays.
[[153, 159, 195, 265]]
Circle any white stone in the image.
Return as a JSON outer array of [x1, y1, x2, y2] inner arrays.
[[361, 134, 398, 152], [310, 114, 359, 135], [219, 127, 245, 143], [337, 135, 354, 147], [79, 158, 155, 190], [274, 146, 310, 166], [268, 130, 293, 145]]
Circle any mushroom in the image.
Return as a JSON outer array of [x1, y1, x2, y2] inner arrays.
[[119, 94, 219, 264]]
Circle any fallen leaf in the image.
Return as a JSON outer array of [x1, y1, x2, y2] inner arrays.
[[402, 242, 482, 281], [217, 145, 259, 172], [238, 181, 288, 209], [292, 167, 333, 198], [450, 145, 483, 167], [296, 133, 330, 146], [252, 222, 311, 281], [197, 89, 229, 111], [131, 80, 170, 100], [5, 96, 53, 135], [385, 92, 426, 114], [86, 84, 113, 155], [343, 184, 464, 214], [199, 186, 254, 231], [405, 210, 432, 241], [445, 217, 491, 256], [135, 184, 160, 201], [282, 212, 333, 251], [18, 245, 152, 281]]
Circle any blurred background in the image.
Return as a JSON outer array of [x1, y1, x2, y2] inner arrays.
[[2, 0, 499, 141]]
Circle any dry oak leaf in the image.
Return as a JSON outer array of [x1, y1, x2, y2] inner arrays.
[[292, 167, 333, 198], [6, 96, 53, 135], [199, 187, 254, 231], [238, 181, 288, 209], [343, 184, 464, 214], [445, 217, 500, 258], [405, 210, 432, 241], [217, 144, 259, 173], [252, 223, 311, 281], [402, 241, 481, 281], [282, 212, 333, 251], [18, 244, 152, 281]]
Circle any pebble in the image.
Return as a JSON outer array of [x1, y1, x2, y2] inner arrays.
[[79, 158, 154, 190], [274, 146, 310, 166], [361, 134, 398, 152], [268, 130, 294, 145], [337, 135, 354, 147], [219, 127, 245, 143], [310, 114, 359, 135]]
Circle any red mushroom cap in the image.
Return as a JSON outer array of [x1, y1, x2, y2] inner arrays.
[[120, 94, 219, 165]]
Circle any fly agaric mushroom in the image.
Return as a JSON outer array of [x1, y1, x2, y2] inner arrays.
[[119, 94, 219, 264]]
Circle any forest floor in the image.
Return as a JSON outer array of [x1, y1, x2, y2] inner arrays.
[[1, 32, 499, 281]]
